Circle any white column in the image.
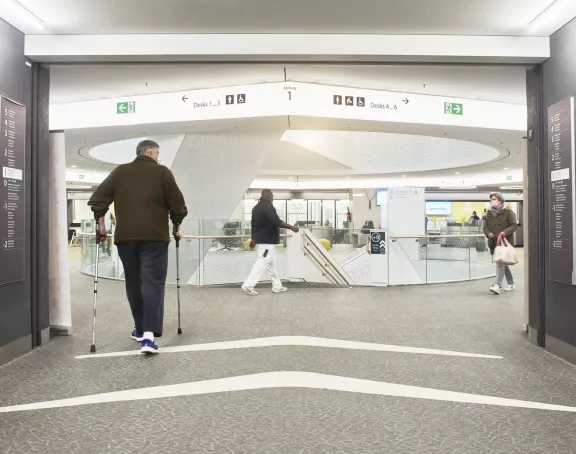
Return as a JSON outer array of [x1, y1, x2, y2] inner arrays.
[[387, 187, 426, 285], [49, 132, 72, 335]]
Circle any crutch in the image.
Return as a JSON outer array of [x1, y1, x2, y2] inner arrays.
[[90, 229, 103, 353], [173, 224, 182, 335]]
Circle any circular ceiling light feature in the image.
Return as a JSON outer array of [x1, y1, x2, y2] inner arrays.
[[85, 134, 185, 168], [281, 131, 502, 176]]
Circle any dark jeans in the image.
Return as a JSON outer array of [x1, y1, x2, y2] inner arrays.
[[117, 241, 169, 337]]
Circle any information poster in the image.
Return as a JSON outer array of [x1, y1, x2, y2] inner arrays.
[[0, 97, 26, 285], [370, 231, 386, 255], [548, 97, 576, 285]]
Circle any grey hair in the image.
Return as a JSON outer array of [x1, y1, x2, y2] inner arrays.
[[136, 140, 160, 156], [490, 192, 505, 202]]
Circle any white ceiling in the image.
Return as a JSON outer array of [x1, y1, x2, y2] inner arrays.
[[85, 130, 503, 176], [14, 0, 570, 36], [50, 64, 528, 105], [64, 115, 524, 186], [55, 64, 526, 187]]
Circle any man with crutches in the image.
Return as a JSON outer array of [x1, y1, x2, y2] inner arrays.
[[89, 140, 188, 354]]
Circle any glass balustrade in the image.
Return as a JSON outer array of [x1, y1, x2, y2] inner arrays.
[[389, 234, 495, 285], [79, 219, 497, 287]]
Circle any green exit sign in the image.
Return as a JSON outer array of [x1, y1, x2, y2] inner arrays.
[[117, 101, 136, 114], [444, 102, 463, 115]]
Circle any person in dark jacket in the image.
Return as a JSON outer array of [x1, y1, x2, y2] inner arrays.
[[88, 140, 188, 354], [241, 189, 299, 296], [483, 192, 517, 295], [469, 211, 480, 226]]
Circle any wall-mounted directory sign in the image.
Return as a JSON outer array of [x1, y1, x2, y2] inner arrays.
[[0, 97, 26, 285], [370, 231, 386, 255], [548, 97, 576, 285]]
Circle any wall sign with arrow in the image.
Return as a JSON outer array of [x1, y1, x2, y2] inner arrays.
[[116, 101, 135, 114], [444, 102, 463, 115]]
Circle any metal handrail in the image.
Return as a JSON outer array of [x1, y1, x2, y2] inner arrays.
[[301, 230, 352, 285], [391, 234, 485, 239], [300, 233, 341, 285], [79, 233, 292, 240], [303, 243, 341, 284]]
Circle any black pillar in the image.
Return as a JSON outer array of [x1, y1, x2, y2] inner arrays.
[[0, 18, 50, 366]]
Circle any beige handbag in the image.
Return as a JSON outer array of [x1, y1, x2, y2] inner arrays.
[[494, 238, 518, 266]]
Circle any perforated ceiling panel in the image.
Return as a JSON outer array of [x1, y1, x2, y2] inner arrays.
[[353, 133, 500, 173], [281, 131, 501, 174], [171, 131, 283, 222]]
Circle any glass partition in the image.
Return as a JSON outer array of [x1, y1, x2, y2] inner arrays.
[[80, 218, 495, 287], [389, 234, 494, 285]]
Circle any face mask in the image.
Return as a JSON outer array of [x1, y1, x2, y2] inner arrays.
[[491, 200, 500, 208]]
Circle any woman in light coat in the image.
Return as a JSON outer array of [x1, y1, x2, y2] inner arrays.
[[483, 192, 517, 295]]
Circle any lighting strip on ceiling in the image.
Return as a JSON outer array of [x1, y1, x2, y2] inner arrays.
[[0, 0, 44, 32], [529, 0, 576, 35]]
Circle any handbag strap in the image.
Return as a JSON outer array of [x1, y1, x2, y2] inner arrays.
[[499, 237, 510, 247]]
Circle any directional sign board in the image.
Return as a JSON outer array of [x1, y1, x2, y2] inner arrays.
[[116, 101, 135, 114], [0, 97, 26, 285], [369, 230, 388, 286], [548, 97, 576, 285], [51, 82, 525, 132], [370, 231, 386, 255], [444, 102, 463, 115]]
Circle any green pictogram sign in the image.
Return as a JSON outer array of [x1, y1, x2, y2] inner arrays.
[[444, 102, 463, 115], [116, 101, 136, 114]]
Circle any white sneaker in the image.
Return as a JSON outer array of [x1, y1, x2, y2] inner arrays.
[[241, 286, 259, 296], [272, 286, 288, 293], [504, 285, 516, 292], [489, 284, 501, 295]]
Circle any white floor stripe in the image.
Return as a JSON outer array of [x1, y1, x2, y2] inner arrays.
[[75, 336, 503, 360], [1, 371, 575, 414]]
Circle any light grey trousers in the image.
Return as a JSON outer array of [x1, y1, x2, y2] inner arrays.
[[495, 264, 514, 287]]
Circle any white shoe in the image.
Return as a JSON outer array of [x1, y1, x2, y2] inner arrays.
[[272, 286, 288, 293], [504, 285, 515, 292], [241, 286, 259, 296], [489, 284, 501, 295]]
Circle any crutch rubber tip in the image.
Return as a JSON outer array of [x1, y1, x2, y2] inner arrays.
[[177, 328, 182, 335], [90, 345, 96, 353]]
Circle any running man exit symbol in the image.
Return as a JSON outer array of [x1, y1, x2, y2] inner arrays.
[[116, 101, 136, 114], [444, 102, 463, 115], [333, 95, 342, 105], [226, 95, 235, 105]]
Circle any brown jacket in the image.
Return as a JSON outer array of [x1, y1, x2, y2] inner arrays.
[[483, 207, 517, 250], [88, 156, 188, 244]]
